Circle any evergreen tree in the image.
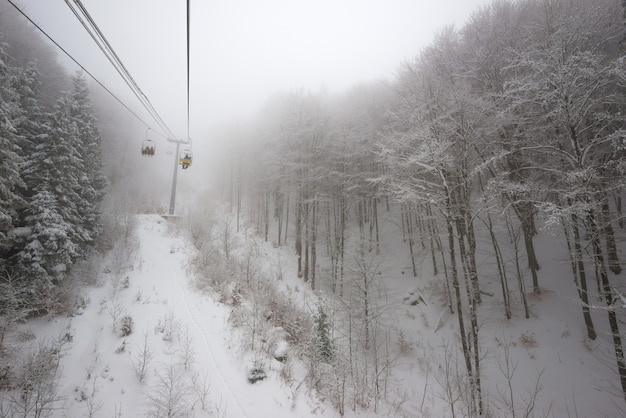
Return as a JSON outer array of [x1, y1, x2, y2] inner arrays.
[[16, 182, 74, 284], [17, 92, 83, 280], [13, 60, 46, 173], [68, 72, 106, 247], [0, 40, 25, 259], [314, 301, 334, 362]]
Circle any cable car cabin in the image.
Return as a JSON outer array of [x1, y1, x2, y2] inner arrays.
[[179, 150, 192, 169], [141, 139, 156, 156]]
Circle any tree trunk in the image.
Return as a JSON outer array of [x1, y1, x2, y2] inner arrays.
[[588, 211, 626, 402], [264, 190, 270, 242], [512, 201, 540, 293], [426, 204, 439, 276], [295, 192, 302, 277], [601, 195, 621, 275], [304, 198, 310, 283], [284, 189, 290, 245], [446, 215, 477, 413], [311, 198, 317, 290], [568, 212, 596, 340], [405, 206, 417, 277]]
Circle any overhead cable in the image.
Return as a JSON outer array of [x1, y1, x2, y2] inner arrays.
[[65, 0, 178, 140], [6, 0, 164, 136]]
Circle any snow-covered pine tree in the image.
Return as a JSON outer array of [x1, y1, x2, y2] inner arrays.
[[14, 72, 106, 287], [0, 40, 25, 260], [13, 61, 46, 176], [64, 73, 106, 250], [314, 301, 334, 362], [16, 183, 74, 287], [17, 91, 83, 281]]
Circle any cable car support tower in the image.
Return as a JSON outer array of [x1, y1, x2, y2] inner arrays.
[[167, 0, 192, 216]]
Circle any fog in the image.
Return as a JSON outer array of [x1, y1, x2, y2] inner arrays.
[[16, 0, 492, 196]]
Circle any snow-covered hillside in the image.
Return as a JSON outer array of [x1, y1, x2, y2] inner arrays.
[[4, 209, 625, 417], [9, 215, 335, 417]]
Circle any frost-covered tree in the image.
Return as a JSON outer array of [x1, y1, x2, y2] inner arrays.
[[15, 183, 73, 290], [0, 40, 24, 259], [68, 73, 106, 248], [15, 88, 85, 282], [502, 0, 626, 400]]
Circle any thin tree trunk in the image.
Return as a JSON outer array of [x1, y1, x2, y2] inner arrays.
[[373, 197, 380, 255], [588, 211, 626, 402], [405, 207, 417, 277], [295, 191, 302, 278], [568, 212, 596, 340], [488, 214, 511, 320], [311, 198, 317, 290], [446, 216, 476, 412], [264, 190, 270, 242], [615, 193, 624, 229], [427, 204, 439, 276], [284, 189, 290, 245], [339, 195, 345, 298], [304, 198, 310, 283], [513, 202, 540, 293], [601, 195, 621, 275], [505, 211, 529, 319]]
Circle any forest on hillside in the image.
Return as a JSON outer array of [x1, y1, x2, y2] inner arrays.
[[214, 0, 626, 414], [0, 0, 625, 416], [0, 4, 108, 316]]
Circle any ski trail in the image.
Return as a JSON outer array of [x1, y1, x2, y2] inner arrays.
[[143, 222, 247, 418]]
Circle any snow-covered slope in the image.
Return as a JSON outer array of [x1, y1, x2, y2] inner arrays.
[[20, 214, 336, 417], [11, 209, 626, 417]]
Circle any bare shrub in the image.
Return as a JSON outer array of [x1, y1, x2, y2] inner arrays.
[[191, 371, 211, 411], [115, 340, 127, 353], [265, 288, 312, 346], [83, 375, 102, 418], [132, 330, 154, 383], [397, 330, 415, 355], [177, 326, 195, 370], [435, 339, 469, 418], [144, 362, 190, 417], [106, 296, 124, 333], [121, 276, 130, 289], [0, 271, 31, 348], [10, 341, 64, 417], [155, 312, 180, 343], [495, 335, 548, 418], [518, 332, 538, 348]]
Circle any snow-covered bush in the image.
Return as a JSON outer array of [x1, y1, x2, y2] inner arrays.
[[120, 315, 134, 337], [247, 359, 267, 384], [313, 302, 334, 362]]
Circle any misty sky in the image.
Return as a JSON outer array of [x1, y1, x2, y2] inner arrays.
[[19, 0, 492, 141]]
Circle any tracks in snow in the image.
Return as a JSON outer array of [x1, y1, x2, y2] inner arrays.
[[143, 223, 248, 418]]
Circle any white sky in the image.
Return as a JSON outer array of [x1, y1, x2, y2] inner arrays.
[[17, 0, 493, 143]]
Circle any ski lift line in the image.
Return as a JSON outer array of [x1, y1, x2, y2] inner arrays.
[[65, 0, 175, 139], [5, 0, 165, 136], [66, 0, 174, 138], [70, 0, 168, 132], [65, 0, 178, 140]]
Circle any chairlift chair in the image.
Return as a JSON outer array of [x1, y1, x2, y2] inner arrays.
[[141, 139, 156, 156], [179, 149, 192, 169]]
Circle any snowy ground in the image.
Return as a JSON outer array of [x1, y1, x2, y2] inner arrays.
[[9, 208, 626, 417], [17, 214, 336, 417]]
